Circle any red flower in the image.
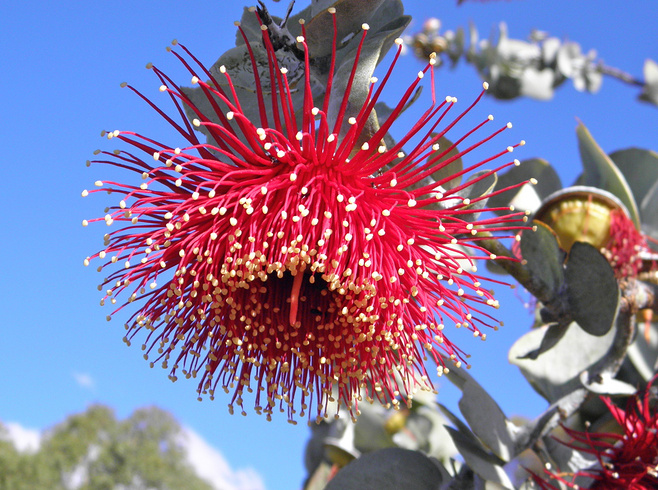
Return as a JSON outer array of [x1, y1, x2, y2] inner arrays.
[[536, 378, 658, 489], [603, 208, 652, 279], [83, 7, 527, 422]]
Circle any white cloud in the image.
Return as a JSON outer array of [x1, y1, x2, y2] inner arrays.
[[72, 372, 96, 390], [180, 427, 266, 490], [3, 422, 41, 452]]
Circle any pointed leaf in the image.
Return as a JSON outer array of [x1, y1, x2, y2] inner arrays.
[[640, 179, 658, 244], [509, 322, 618, 403], [444, 365, 518, 462], [609, 148, 658, 209], [519, 221, 565, 301], [429, 136, 463, 191], [443, 427, 514, 489], [576, 122, 640, 227], [325, 447, 444, 490], [488, 158, 562, 215], [518, 322, 570, 360], [565, 242, 620, 336], [579, 371, 637, 395], [625, 321, 658, 381]]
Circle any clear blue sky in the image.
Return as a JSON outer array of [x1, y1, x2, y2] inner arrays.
[[1, 1, 656, 489]]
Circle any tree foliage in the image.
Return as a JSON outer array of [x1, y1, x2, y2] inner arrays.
[[0, 406, 214, 490]]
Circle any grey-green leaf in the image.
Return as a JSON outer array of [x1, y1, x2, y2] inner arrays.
[[325, 447, 444, 490], [565, 242, 620, 337], [519, 221, 565, 302], [576, 122, 640, 227], [609, 148, 658, 209], [488, 158, 561, 215], [639, 58, 658, 106], [518, 322, 570, 360], [443, 427, 514, 489], [509, 321, 618, 403], [445, 365, 518, 462], [429, 136, 463, 191], [579, 371, 637, 395], [641, 179, 658, 244]]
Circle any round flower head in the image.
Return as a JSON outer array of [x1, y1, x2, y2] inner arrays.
[[83, 7, 528, 422]]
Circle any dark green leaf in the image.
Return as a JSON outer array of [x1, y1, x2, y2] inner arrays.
[[609, 148, 658, 208], [519, 221, 565, 301], [488, 158, 562, 215], [576, 122, 640, 227], [640, 179, 658, 245], [325, 447, 444, 490], [565, 242, 620, 336], [429, 136, 463, 191]]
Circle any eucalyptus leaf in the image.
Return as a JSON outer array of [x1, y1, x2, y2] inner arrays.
[[235, 7, 270, 46], [519, 221, 565, 302], [640, 179, 658, 245], [565, 242, 620, 337], [353, 402, 396, 453], [543, 434, 597, 484], [488, 158, 562, 215], [578, 371, 637, 395], [509, 322, 618, 403], [443, 427, 514, 489], [326, 12, 410, 137], [429, 136, 463, 191], [325, 447, 444, 490], [306, 0, 387, 55], [444, 364, 518, 462], [639, 58, 658, 106], [304, 461, 334, 490], [518, 322, 570, 360], [576, 122, 640, 227], [609, 148, 658, 209], [455, 170, 495, 203], [626, 321, 658, 381]]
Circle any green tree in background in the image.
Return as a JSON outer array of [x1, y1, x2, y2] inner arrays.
[[0, 406, 214, 490]]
